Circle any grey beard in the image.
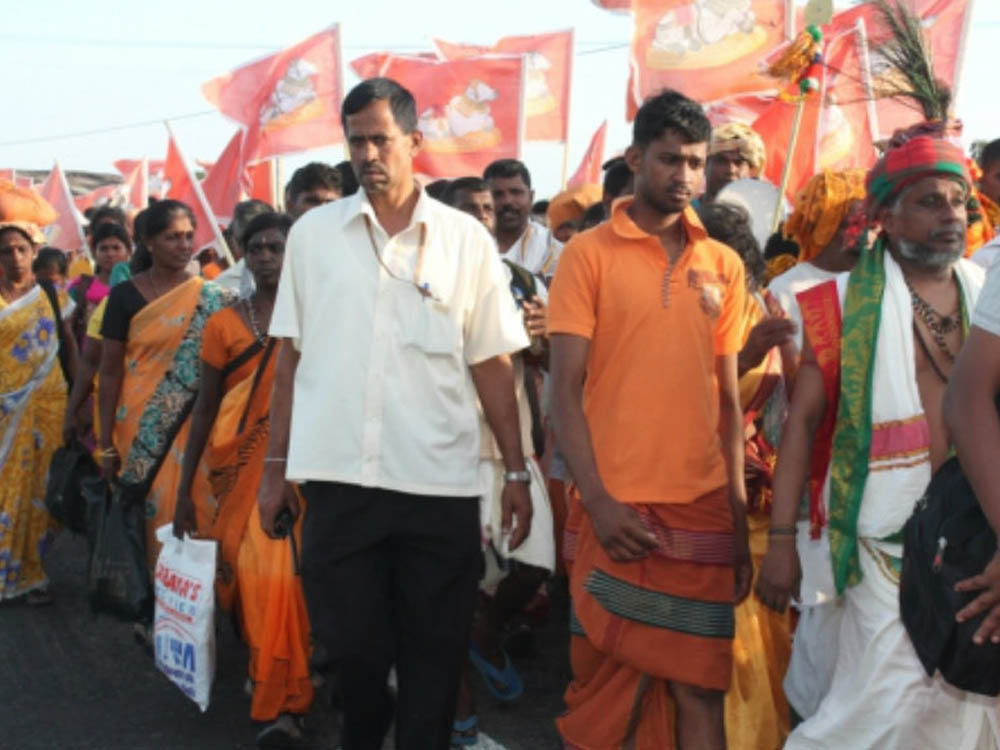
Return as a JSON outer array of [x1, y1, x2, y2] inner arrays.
[[894, 237, 963, 271]]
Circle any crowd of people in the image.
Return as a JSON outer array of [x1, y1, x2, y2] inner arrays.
[[4, 72, 1000, 750]]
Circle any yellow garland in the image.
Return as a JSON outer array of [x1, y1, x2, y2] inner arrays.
[[767, 29, 821, 82]]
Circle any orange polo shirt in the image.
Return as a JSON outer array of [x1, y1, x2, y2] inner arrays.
[[548, 198, 746, 505]]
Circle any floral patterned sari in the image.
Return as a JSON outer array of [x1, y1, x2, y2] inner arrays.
[[0, 285, 72, 599]]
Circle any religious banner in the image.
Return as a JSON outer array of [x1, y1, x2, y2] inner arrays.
[[202, 26, 344, 162], [35, 162, 87, 251], [433, 30, 572, 142], [568, 121, 608, 187], [627, 0, 791, 119], [377, 55, 528, 178], [349, 51, 439, 79], [164, 127, 230, 260], [827, 0, 971, 139]]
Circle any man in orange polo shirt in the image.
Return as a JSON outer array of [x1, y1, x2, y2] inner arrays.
[[549, 89, 752, 750]]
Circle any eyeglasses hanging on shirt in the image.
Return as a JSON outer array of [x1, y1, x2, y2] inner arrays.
[[363, 214, 442, 303]]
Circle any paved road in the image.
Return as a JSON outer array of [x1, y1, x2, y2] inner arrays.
[[2, 532, 569, 750]]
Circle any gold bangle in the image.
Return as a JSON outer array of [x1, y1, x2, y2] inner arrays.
[[98, 447, 118, 458]]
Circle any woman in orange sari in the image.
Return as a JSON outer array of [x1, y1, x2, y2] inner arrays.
[[700, 202, 797, 750], [97, 199, 235, 574], [173, 212, 312, 746]]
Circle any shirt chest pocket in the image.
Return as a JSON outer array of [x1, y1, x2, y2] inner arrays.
[[401, 300, 460, 356]]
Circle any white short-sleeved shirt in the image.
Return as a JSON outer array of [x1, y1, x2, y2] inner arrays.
[[270, 186, 530, 496], [502, 221, 563, 281], [972, 235, 1000, 271], [767, 261, 839, 350], [974, 256, 1000, 337]]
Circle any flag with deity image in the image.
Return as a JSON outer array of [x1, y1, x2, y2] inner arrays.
[[627, 0, 792, 119], [201, 26, 344, 163], [375, 54, 528, 179], [433, 30, 572, 142]]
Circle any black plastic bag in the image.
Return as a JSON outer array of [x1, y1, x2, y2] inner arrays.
[[83, 478, 153, 623], [44, 440, 98, 534], [901, 455, 1000, 696]]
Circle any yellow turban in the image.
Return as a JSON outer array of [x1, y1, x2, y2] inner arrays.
[[710, 123, 766, 177], [784, 169, 867, 264], [547, 184, 603, 231]]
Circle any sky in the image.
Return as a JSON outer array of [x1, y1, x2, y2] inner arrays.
[[1, 0, 998, 200]]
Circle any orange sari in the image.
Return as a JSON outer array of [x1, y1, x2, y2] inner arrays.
[[199, 328, 313, 722], [726, 290, 792, 750], [112, 277, 233, 568]]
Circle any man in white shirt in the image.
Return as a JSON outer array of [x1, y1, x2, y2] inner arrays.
[[484, 159, 562, 282], [259, 78, 533, 750]]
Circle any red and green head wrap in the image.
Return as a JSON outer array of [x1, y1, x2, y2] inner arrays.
[[865, 135, 971, 212]]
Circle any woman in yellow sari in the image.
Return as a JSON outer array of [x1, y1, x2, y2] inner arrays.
[[0, 218, 78, 604], [173, 212, 312, 746], [97, 200, 235, 575], [700, 201, 797, 750]]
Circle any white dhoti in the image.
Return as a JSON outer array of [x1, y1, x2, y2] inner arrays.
[[786, 539, 1000, 749], [478, 456, 555, 593]]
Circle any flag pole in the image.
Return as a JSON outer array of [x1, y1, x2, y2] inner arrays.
[[952, 0, 975, 105], [273, 157, 283, 210], [785, 0, 797, 41], [164, 120, 234, 266], [560, 27, 576, 189], [771, 97, 806, 235], [853, 19, 882, 151]]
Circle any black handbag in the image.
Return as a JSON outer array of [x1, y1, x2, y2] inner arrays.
[[900, 449, 1000, 696], [44, 440, 97, 534], [82, 477, 153, 623]]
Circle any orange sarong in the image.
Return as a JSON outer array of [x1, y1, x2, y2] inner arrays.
[[558, 487, 735, 750], [112, 277, 228, 568], [199, 335, 313, 722]]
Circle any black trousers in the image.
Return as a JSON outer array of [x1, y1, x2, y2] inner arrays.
[[300, 482, 482, 750]]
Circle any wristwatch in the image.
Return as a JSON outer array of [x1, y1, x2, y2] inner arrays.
[[503, 470, 531, 484]]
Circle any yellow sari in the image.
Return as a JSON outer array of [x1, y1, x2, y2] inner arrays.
[[0, 285, 71, 599], [198, 332, 313, 721], [726, 290, 792, 750], [111, 277, 233, 568]]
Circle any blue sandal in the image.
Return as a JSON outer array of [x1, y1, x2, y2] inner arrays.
[[451, 715, 478, 747], [468, 644, 523, 702]]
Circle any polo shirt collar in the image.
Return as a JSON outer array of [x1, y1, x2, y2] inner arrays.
[[609, 196, 708, 244], [344, 181, 431, 234]]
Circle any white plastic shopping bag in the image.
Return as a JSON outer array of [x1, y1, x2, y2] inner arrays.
[[153, 524, 217, 712]]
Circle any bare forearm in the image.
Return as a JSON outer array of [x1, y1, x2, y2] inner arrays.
[[718, 395, 746, 505], [179, 389, 221, 497], [265, 339, 299, 460], [770, 406, 820, 528], [97, 363, 123, 449], [552, 387, 606, 504], [471, 355, 526, 472], [66, 341, 100, 419]]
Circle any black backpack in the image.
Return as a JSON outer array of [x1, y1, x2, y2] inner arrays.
[[900, 409, 1000, 696]]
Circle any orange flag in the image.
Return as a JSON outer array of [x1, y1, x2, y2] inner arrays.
[[433, 30, 573, 142], [827, 0, 971, 141], [119, 158, 149, 211], [246, 161, 276, 206], [378, 55, 528, 179], [628, 0, 790, 119], [568, 121, 608, 188], [36, 162, 87, 251], [202, 26, 344, 162], [349, 51, 438, 79], [164, 125, 231, 261], [200, 130, 249, 224], [116, 159, 167, 199]]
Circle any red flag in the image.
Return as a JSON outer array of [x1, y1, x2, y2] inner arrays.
[[246, 161, 276, 205], [120, 158, 149, 211], [36, 162, 87, 251], [434, 30, 573, 142], [828, 0, 971, 140], [350, 51, 439, 80], [377, 55, 528, 179], [568, 121, 608, 188], [202, 26, 344, 162], [164, 126, 230, 260], [74, 183, 120, 212], [200, 131, 249, 224], [628, 1, 790, 120]]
